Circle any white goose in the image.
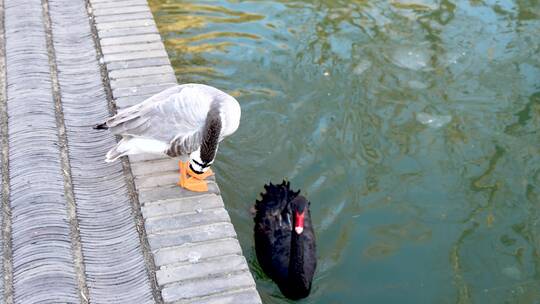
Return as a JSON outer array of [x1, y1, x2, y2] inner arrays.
[[95, 83, 241, 192]]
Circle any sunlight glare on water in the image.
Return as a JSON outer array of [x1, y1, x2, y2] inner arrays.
[[148, 0, 540, 302]]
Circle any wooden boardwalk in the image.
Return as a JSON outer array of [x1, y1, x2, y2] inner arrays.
[[0, 0, 261, 303]]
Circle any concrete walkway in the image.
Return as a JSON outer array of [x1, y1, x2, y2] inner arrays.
[[0, 0, 261, 303]]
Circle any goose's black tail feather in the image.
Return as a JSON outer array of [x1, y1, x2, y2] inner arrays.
[[93, 122, 108, 130]]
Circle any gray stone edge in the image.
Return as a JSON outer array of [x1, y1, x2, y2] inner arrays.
[[86, 0, 261, 303], [0, 0, 12, 302], [41, 0, 90, 302], [84, 0, 164, 303]]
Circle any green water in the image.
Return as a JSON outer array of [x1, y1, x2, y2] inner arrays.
[[148, 1, 540, 303]]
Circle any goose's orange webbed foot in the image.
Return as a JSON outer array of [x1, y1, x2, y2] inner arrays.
[[178, 161, 214, 192]]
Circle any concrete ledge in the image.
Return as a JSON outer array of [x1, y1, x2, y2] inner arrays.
[[87, 0, 261, 302], [156, 255, 249, 285], [161, 272, 255, 303], [188, 289, 262, 304], [141, 195, 224, 218], [154, 238, 242, 267], [147, 222, 238, 249]]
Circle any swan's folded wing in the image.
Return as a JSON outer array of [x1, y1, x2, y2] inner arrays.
[[254, 216, 292, 282]]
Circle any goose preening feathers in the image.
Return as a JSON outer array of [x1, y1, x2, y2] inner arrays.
[[94, 83, 241, 192], [254, 181, 317, 299]]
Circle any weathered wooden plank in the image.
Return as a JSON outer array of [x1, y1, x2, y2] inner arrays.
[[106, 57, 172, 72], [112, 82, 176, 98], [153, 238, 242, 267], [96, 19, 156, 31], [147, 222, 238, 250], [94, 11, 153, 23], [145, 208, 231, 234], [115, 94, 155, 109], [101, 41, 165, 55], [141, 195, 224, 218], [161, 271, 255, 302], [155, 255, 249, 285], [109, 65, 173, 79], [137, 183, 221, 204], [189, 289, 262, 304], [98, 26, 158, 39], [100, 33, 162, 46], [104, 49, 169, 63], [93, 5, 150, 17], [110, 74, 177, 89], [91, 0, 148, 10]]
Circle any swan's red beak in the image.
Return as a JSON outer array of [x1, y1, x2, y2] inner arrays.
[[294, 211, 305, 235]]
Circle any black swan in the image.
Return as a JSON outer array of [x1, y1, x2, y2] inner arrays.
[[254, 181, 317, 299]]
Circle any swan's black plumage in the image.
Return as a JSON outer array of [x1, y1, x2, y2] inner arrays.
[[254, 181, 317, 299]]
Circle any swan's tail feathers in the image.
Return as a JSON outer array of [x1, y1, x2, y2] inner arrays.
[[105, 137, 169, 162], [254, 180, 301, 219]]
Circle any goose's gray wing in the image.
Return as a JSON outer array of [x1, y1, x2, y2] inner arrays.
[[104, 85, 184, 130], [165, 129, 202, 157], [107, 84, 215, 144]]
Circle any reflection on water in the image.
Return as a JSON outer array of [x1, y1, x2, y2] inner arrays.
[[149, 0, 540, 302]]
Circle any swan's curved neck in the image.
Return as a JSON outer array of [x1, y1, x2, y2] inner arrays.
[[288, 229, 308, 288]]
